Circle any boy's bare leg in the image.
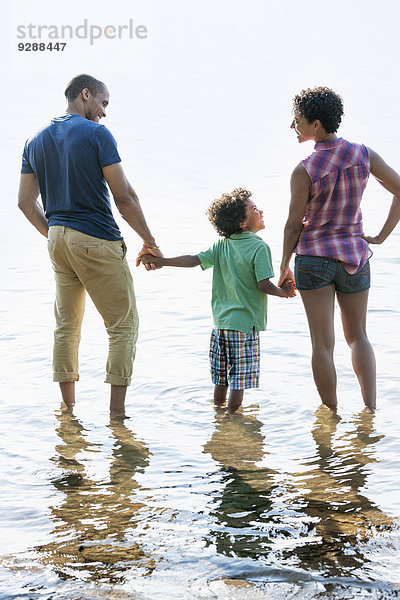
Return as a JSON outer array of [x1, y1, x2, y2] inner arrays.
[[228, 390, 244, 413], [214, 385, 228, 406], [110, 385, 128, 418], [59, 382, 75, 411]]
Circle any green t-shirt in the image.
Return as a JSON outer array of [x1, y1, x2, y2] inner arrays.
[[197, 232, 274, 333]]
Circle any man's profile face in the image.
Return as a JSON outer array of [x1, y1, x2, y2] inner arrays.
[[84, 87, 109, 123]]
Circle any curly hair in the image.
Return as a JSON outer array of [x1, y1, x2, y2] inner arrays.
[[293, 86, 344, 133], [64, 74, 106, 102], [207, 188, 251, 238]]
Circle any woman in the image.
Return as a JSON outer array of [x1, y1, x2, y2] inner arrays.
[[280, 86, 400, 412]]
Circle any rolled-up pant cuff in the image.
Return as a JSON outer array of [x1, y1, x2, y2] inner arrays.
[[53, 372, 79, 383], [105, 373, 132, 386]]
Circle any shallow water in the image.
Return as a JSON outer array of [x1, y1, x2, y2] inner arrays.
[[2, 1, 400, 598]]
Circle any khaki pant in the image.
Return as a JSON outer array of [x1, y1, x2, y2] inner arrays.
[[47, 226, 138, 385]]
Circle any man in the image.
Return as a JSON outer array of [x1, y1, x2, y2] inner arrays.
[[18, 73, 162, 417]]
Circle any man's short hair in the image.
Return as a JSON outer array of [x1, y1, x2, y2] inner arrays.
[[207, 188, 252, 238], [64, 74, 106, 102], [293, 86, 344, 134]]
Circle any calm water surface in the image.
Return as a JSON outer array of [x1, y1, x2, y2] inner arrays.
[[1, 1, 400, 598]]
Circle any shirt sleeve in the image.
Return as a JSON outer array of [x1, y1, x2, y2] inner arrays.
[[21, 141, 34, 174], [254, 242, 274, 281], [197, 245, 215, 270], [93, 126, 121, 168]]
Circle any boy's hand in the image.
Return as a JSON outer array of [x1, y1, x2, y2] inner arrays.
[[136, 245, 163, 270], [139, 253, 163, 269], [280, 278, 296, 298]]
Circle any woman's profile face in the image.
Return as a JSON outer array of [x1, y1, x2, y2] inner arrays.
[[291, 111, 315, 143]]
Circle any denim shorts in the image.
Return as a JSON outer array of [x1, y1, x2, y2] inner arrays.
[[294, 255, 371, 294]]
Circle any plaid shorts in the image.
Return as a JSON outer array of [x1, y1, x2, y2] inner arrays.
[[209, 329, 260, 390]]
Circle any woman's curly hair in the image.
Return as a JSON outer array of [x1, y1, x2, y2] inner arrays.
[[207, 188, 251, 238], [293, 86, 344, 133]]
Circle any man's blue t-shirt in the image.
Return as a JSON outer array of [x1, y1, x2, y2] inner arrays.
[[21, 114, 122, 240]]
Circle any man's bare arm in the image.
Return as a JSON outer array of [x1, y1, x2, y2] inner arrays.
[[102, 163, 161, 264], [18, 173, 49, 237]]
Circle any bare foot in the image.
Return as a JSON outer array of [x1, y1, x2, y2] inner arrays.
[[110, 412, 131, 421]]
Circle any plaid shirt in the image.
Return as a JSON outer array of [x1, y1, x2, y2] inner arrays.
[[295, 138, 372, 274]]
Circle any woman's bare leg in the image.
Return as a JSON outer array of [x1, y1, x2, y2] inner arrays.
[[336, 290, 376, 412], [300, 284, 337, 411]]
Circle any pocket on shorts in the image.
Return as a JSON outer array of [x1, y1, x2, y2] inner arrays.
[[71, 241, 102, 248], [47, 237, 56, 258], [70, 241, 103, 257], [106, 240, 127, 260], [337, 260, 371, 293], [295, 255, 331, 290]]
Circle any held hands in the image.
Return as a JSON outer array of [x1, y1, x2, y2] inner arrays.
[[278, 264, 296, 298], [136, 244, 163, 270], [278, 265, 295, 288], [138, 252, 163, 270], [280, 278, 297, 298]]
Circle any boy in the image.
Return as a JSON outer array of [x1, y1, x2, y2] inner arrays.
[[140, 188, 295, 412]]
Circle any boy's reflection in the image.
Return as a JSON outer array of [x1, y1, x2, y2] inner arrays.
[[203, 410, 277, 559], [37, 408, 154, 583]]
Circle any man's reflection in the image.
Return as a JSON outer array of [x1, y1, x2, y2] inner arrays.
[[37, 407, 154, 582]]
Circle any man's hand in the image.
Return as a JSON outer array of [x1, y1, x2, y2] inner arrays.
[[139, 252, 164, 269], [136, 245, 163, 270]]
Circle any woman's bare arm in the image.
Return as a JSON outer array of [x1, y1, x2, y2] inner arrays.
[[364, 148, 400, 244]]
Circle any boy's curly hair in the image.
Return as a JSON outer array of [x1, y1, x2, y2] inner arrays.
[[207, 188, 251, 238], [293, 86, 344, 133]]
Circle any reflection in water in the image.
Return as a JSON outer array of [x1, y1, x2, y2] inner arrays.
[[203, 406, 396, 582], [203, 410, 278, 559], [288, 406, 393, 577], [36, 407, 155, 583]]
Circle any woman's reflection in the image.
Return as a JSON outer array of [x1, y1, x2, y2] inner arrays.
[[203, 405, 395, 579], [287, 406, 393, 576]]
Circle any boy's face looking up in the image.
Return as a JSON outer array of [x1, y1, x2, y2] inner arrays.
[[241, 200, 265, 234]]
